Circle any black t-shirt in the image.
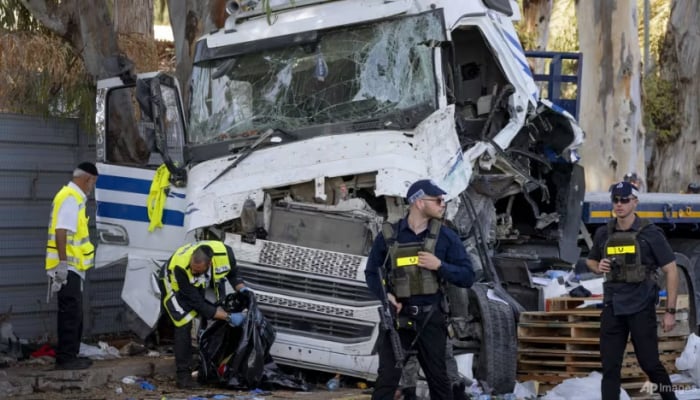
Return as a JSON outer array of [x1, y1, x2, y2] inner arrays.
[[587, 216, 675, 315]]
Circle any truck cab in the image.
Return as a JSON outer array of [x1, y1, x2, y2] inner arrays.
[[94, 0, 584, 393]]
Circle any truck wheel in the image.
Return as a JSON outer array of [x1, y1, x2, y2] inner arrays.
[[468, 283, 517, 394]]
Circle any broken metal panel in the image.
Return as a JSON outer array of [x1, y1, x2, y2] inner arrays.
[[185, 130, 430, 230]]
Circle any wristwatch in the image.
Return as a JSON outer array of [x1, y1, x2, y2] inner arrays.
[[666, 308, 677, 315]]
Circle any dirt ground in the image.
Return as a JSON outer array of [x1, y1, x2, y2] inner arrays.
[[15, 375, 371, 400]]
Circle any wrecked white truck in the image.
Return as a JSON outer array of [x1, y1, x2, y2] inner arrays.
[[93, 0, 584, 393]]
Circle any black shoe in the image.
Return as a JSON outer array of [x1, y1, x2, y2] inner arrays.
[[55, 357, 92, 370], [176, 377, 201, 389]]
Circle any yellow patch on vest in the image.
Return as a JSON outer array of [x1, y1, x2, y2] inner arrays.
[[396, 256, 419, 267], [606, 245, 636, 255]]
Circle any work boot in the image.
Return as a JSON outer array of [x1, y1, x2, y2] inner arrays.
[[176, 375, 201, 390], [55, 357, 93, 370]]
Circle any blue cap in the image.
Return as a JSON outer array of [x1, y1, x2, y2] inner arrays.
[[406, 179, 446, 204], [610, 181, 639, 198]]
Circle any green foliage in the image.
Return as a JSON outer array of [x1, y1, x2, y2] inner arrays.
[[643, 73, 680, 144], [0, 0, 50, 32], [154, 0, 169, 25]]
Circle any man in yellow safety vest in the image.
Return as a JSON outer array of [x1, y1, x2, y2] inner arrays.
[[45, 162, 98, 370], [159, 241, 249, 389]]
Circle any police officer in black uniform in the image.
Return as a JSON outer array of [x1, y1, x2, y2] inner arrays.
[[365, 179, 475, 400], [586, 181, 679, 400]]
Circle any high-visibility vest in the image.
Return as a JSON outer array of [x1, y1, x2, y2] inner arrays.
[[45, 185, 94, 272], [147, 164, 170, 232], [162, 241, 232, 327]]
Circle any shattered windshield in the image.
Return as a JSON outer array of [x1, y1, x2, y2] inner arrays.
[[188, 11, 444, 145]]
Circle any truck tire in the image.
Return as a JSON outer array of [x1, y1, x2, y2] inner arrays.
[[468, 283, 517, 394]]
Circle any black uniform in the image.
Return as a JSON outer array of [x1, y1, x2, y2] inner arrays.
[[365, 218, 475, 400], [588, 215, 677, 400]]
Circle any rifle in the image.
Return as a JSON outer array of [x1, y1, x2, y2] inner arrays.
[[376, 266, 405, 368]]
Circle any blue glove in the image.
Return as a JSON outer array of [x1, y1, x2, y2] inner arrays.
[[239, 287, 251, 293], [228, 312, 246, 327]]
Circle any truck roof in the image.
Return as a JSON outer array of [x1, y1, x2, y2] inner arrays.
[[583, 191, 700, 224]]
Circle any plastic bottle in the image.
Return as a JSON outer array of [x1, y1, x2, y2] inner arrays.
[[326, 374, 340, 391]]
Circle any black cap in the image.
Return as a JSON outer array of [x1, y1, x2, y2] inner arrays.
[[77, 162, 98, 176], [406, 179, 447, 204], [610, 181, 639, 198]]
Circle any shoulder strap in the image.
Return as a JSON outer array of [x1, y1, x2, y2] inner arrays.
[[423, 219, 442, 253], [606, 218, 616, 236], [381, 221, 398, 246]]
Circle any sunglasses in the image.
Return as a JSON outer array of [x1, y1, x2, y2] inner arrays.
[[422, 198, 445, 205], [611, 196, 633, 204]]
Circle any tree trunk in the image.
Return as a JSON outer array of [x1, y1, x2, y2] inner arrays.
[[168, 0, 225, 112], [114, 0, 153, 36], [522, 0, 552, 54], [20, 0, 149, 163], [648, 0, 700, 192], [576, 0, 645, 191]]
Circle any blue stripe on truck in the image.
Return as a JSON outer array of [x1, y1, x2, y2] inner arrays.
[[96, 201, 185, 226]]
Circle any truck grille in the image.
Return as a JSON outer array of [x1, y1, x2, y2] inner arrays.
[[238, 264, 376, 306], [259, 241, 364, 279], [258, 304, 375, 343]]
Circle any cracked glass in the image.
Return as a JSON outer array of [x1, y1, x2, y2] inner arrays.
[[188, 11, 444, 145]]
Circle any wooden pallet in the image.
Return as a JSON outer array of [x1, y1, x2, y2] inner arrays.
[[545, 295, 689, 312], [517, 295, 691, 396]]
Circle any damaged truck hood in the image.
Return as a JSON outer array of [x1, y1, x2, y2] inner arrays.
[[184, 105, 470, 231]]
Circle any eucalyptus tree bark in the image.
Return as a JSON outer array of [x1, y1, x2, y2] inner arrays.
[[20, 0, 148, 163], [648, 0, 700, 192], [522, 0, 552, 72], [576, 0, 645, 191], [168, 0, 225, 112], [114, 0, 154, 36]]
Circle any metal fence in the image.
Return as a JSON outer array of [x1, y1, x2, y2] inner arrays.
[[0, 113, 129, 343]]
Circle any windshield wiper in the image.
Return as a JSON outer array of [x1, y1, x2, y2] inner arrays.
[[203, 128, 276, 190]]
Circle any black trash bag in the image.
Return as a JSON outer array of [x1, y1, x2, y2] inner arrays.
[[198, 291, 308, 391]]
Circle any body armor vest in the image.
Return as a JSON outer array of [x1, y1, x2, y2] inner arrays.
[[383, 219, 442, 299], [604, 219, 652, 283]]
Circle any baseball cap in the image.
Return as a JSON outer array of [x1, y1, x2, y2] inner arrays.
[[77, 162, 99, 176], [610, 181, 639, 199], [406, 179, 447, 204]]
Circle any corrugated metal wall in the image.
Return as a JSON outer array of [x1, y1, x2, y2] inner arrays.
[[0, 113, 128, 342]]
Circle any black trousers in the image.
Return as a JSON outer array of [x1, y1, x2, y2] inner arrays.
[[372, 308, 452, 400], [600, 302, 677, 400], [173, 320, 194, 381], [56, 271, 83, 363]]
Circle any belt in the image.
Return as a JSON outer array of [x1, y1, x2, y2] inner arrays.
[[403, 304, 433, 317]]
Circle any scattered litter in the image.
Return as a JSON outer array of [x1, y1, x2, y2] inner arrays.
[[676, 333, 700, 386], [140, 380, 156, 390], [79, 341, 120, 360], [30, 344, 55, 358], [212, 395, 232, 399], [119, 341, 148, 356], [326, 374, 340, 391], [115, 386, 123, 394], [147, 350, 160, 357], [542, 371, 630, 400], [121, 375, 141, 384], [512, 380, 537, 398]]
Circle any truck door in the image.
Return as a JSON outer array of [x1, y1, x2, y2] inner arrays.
[[94, 72, 188, 272]]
